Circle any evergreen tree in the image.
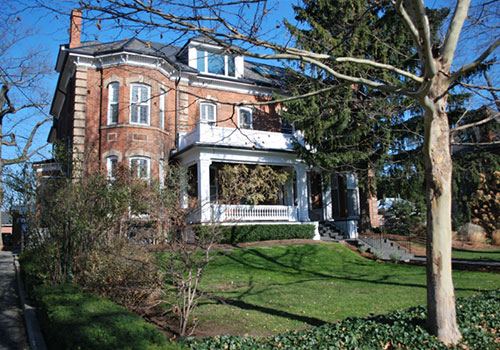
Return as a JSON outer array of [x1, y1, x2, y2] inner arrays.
[[281, 0, 446, 234]]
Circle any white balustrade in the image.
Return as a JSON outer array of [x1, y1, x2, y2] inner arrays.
[[178, 122, 304, 151], [213, 204, 298, 222]]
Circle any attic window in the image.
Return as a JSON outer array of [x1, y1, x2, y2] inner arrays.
[[197, 48, 235, 77]]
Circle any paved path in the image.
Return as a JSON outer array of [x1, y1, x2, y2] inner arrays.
[[0, 251, 29, 350]]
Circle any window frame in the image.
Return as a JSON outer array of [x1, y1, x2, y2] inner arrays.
[[159, 88, 166, 130], [196, 48, 235, 77], [238, 107, 253, 129], [159, 159, 165, 189], [129, 156, 151, 181], [107, 82, 119, 125], [200, 102, 216, 125], [130, 83, 151, 125], [106, 156, 118, 180]]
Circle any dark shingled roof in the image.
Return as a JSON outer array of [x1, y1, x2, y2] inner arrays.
[[67, 37, 285, 87]]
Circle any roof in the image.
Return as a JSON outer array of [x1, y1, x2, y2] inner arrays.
[[1, 212, 12, 226], [66, 37, 285, 87]]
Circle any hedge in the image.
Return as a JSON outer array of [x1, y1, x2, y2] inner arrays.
[[30, 284, 184, 350], [197, 224, 315, 244], [185, 289, 500, 350]]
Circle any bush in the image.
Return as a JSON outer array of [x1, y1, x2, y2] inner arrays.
[[185, 290, 500, 350], [492, 229, 500, 246], [458, 223, 486, 246], [74, 239, 163, 312], [204, 224, 315, 244], [31, 284, 182, 350]]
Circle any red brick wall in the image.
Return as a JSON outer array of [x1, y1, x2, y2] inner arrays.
[[73, 64, 283, 180]]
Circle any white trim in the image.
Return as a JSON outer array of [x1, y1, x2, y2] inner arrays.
[[130, 83, 151, 125], [159, 159, 165, 189], [159, 88, 166, 130], [238, 107, 253, 129], [129, 156, 151, 180], [107, 82, 119, 125], [200, 102, 216, 124], [106, 155, 118, 180]]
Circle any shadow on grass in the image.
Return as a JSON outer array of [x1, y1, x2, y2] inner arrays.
[[205, 293, 327, 327]]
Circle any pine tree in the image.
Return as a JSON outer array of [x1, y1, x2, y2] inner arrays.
[[281, 0, 446, 234]]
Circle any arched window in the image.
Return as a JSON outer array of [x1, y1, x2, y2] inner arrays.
[[130, 84, 151, 125], [106, 156, 118, 180], [200, 102, 216, 125], [238, 107, 253, 129], [130, 156, 150, 180]]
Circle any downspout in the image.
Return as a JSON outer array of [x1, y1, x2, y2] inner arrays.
[[97, 63, 104, 169], [174, 67, 181, 151]]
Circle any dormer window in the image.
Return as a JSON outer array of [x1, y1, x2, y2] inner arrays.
[[197, 49, 235, 77]]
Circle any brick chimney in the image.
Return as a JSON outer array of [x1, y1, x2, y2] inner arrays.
[[69, 10, 82, 49]]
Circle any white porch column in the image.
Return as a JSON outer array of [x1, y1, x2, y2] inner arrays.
[[284, 170, 294, 206], [322, 174, 333, 221], [295, 164, 310, 221], [179, 166, 189, 209], [198, 158, 212, 222]]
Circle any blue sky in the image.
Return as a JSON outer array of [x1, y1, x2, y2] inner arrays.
[[3, 0, 498, 169]]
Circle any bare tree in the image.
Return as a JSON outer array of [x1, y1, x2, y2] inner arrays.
[[0, 6, 52, 246], [32, 0, 499, 344]]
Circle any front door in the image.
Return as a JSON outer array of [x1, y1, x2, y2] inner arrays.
[[308, 172, 324, 221]]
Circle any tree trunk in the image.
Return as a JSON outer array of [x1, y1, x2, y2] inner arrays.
[[358, 171, 374, 235], [422, 70, 461, 344]]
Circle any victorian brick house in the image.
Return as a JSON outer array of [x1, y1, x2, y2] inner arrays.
[[45, 10, 360, 238]]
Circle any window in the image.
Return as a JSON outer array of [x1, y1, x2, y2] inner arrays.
[[106, 156, 118, 180], [130, 84, 150, 125], [159, 159, 165, 189], [196, 48, 235, 77], [130, 157, 150, 180], [238, 108, 253, 129], [159, 88, 166, 130], [108, 82, 119, 125], [200, 103, 216, 125]]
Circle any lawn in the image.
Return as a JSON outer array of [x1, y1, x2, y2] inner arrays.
[[451, 248, 500, 261], [193, 242, 500, 336]]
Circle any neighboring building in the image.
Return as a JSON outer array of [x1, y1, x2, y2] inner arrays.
[[1, 212, 13, 246], [44, 10, 360, 238]]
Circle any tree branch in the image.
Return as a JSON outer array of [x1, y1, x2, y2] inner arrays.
[[2, 117, 51, 166], [449, 111, 498, 133], [441, 0, 471, 70], [448, 37, 500, 84]]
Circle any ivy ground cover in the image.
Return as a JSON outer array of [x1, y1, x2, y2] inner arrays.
[[194, 243, 500, 336]]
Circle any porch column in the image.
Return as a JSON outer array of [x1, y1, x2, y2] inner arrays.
[[198, 158, 212, 222], [295, 164, 310, 221], [322, 174, 333, 221], [284, 170, 294, 206], [179, 166, 188, 209]]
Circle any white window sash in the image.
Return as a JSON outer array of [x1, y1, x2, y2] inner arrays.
[[130, 84, 150, 125], [108, 82, 119, 125]]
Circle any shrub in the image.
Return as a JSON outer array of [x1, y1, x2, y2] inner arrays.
[[31, 284, 181, 350], [185, 290, 500, 350], [74, 239, 163, 312], [492, 229, 500, 246], [217, 224, 315, 244], [458, 223, 486, 246], [390, 252, 401, 263], [358, 245, 368, 254], [372, 250, 382, 260]]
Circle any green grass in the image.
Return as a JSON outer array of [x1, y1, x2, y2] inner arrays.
[[32, 284, 184, 350], [194, 243, 500, 336], [452, 248, 500, 261]]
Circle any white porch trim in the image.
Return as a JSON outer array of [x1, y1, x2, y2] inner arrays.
[[213, 204, 298, 222]]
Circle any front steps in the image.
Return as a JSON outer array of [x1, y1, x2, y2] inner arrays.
[[355, 237, 414, 261], [318, 221, 346, 241], [319, 222, 414, 262]]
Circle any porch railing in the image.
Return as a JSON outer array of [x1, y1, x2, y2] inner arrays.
[[213, 204, 298, 222]]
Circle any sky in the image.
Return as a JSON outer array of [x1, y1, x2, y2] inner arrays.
[[1, 0, 498, 184]]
